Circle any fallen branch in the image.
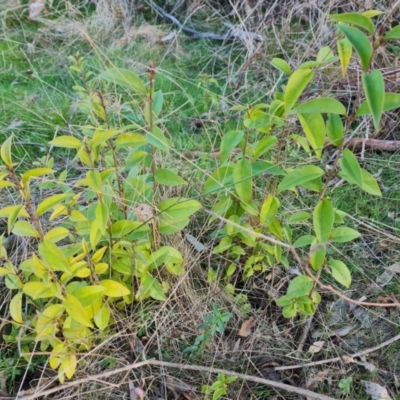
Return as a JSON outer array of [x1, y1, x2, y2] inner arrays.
[[331, 137, 400, 152], [275, 330, 400, 371], [16, 359, 336, 400]]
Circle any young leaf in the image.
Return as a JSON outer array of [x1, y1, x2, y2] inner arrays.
[[278, 165, 324, 193], [298, 113, 326, 159], [356, 92, 400, 116], [10, 292, 23, 324], [284, 69, 314, 114], [155, 168, 187, 186], [326, 114, 344, 147], [328, 259, 352, 288], [384, 25, 400, 40], [49, 136, 82, 149], [329, 13, 375, 34], [293, 98, 346, 115], [270, 58, 291, 75], [233, 158, 252, 203], [287, 275, 313, 297], [37, 193, 72, 216], [337, 38, 352, 77], [99, 68, 147, 95], [338, 149, 363, 187], [337, 25, 372, 72], [100, 279, 131, 297], [0, 135, 13, 167], [12, 221, 40, 238], [362, 70, 384, 131], [330, 227, 361, 243], [220, 130, 244, 164], [313, 199, 334, 243], [362, 10, 384, 18], [260, 195, 280, 227]]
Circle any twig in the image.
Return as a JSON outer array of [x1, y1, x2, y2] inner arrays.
[[275, 330, 400, 371], [15, 359, 336, 400]]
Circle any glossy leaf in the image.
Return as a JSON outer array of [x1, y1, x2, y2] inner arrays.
[[220, 130, 244, 163], [284, 69, 314, 114], [155, 168, 187, 186], [37, 193, 72, 216], [329, 13, 374, 34], [100, 279, 130, 297], [12, 221, 40, 238], [328, 259, 351, 288], [356, 92, 400, 116], [326, 114, 344, 147], [337, 25, 372, 72], [50, 136, 82, 149], [384, 25, 400, 40], [330, 227, 361, 243], [278, 165, 324, 193], [233, 158, 252, 203], [0, 135, 13, 167], [287, 275, 313, 297], [337, 38, 352, 77], [298, 113, 325, 159], [270, 58, 291, 75], [362, 70, 384, 131], [10, 292, 23, 324], [313, 198, 334, 243], [293, 98, 346, 115], [99, 68, 147, 95]]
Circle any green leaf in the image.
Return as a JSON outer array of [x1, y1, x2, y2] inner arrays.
[[147, 246, 182, 270], [338, 149, 363, 187], [86, 170, 103, 193], [37, 193, 72, 216], [73, 286, 106, 308], [330, 227, 361, 243], [260, 195, 280, 226], [293, 98, 346, 115], [146, 126, 171, 153], [337, 25, 372, 72], [155, 168, 187, 186], [7, 205, 23, 235], [220, 130, 244, 164], [137, 273, 166, 301], [313, 198, 334, 243], [282, 303, 297, 318], [362, 10, 384, 18], [287, 275, 313, 297], [111, 220, 147, 238], [100, 279, 131, 297], [90, 129, 120, 149], [94, 303, 110, 331], [328, 259, 352, 288], [12, 221, 40, 238], [203, 166, 234, 195], [49, 136, 82, 149], [23, 282, 61, 299], [153, 90, 163, 116], [284, 69, 314, 114], [253, 136, 278, 161], [0, 135, 13, 167], [99, 68, 147, 95], [384, 25, 400, 40], [329, 13, 375, 34], [337, 38, 353, 77], [326, 114, 344, 147], [362, 70, 384, 131], [278, 165, 324, 193], [360, 168, 382, 196], [357, 92, 400, 116], [252, 161, 284, 177], [270, 58, 291, 75], [293, 234, 315, 248], [10, 292, 23, 324], [21, 168, 55, 185], [316, 46, 336, 63], [39, 241, 71, 273], [298, 113, 325, 159], [44, 227, 70, 243], [233, 158, 252, 203], [64, 294, 94, 327], [310, 240, 326, 271], [115, 133, 147, 147], [288, 211, 311, 224], [96, 202, 109, 235]]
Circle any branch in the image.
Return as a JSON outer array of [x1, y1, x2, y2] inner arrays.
[[16, 359, 336, 400]]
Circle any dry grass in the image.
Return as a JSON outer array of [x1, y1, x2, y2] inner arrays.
[[1, 1, 400, 399]]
